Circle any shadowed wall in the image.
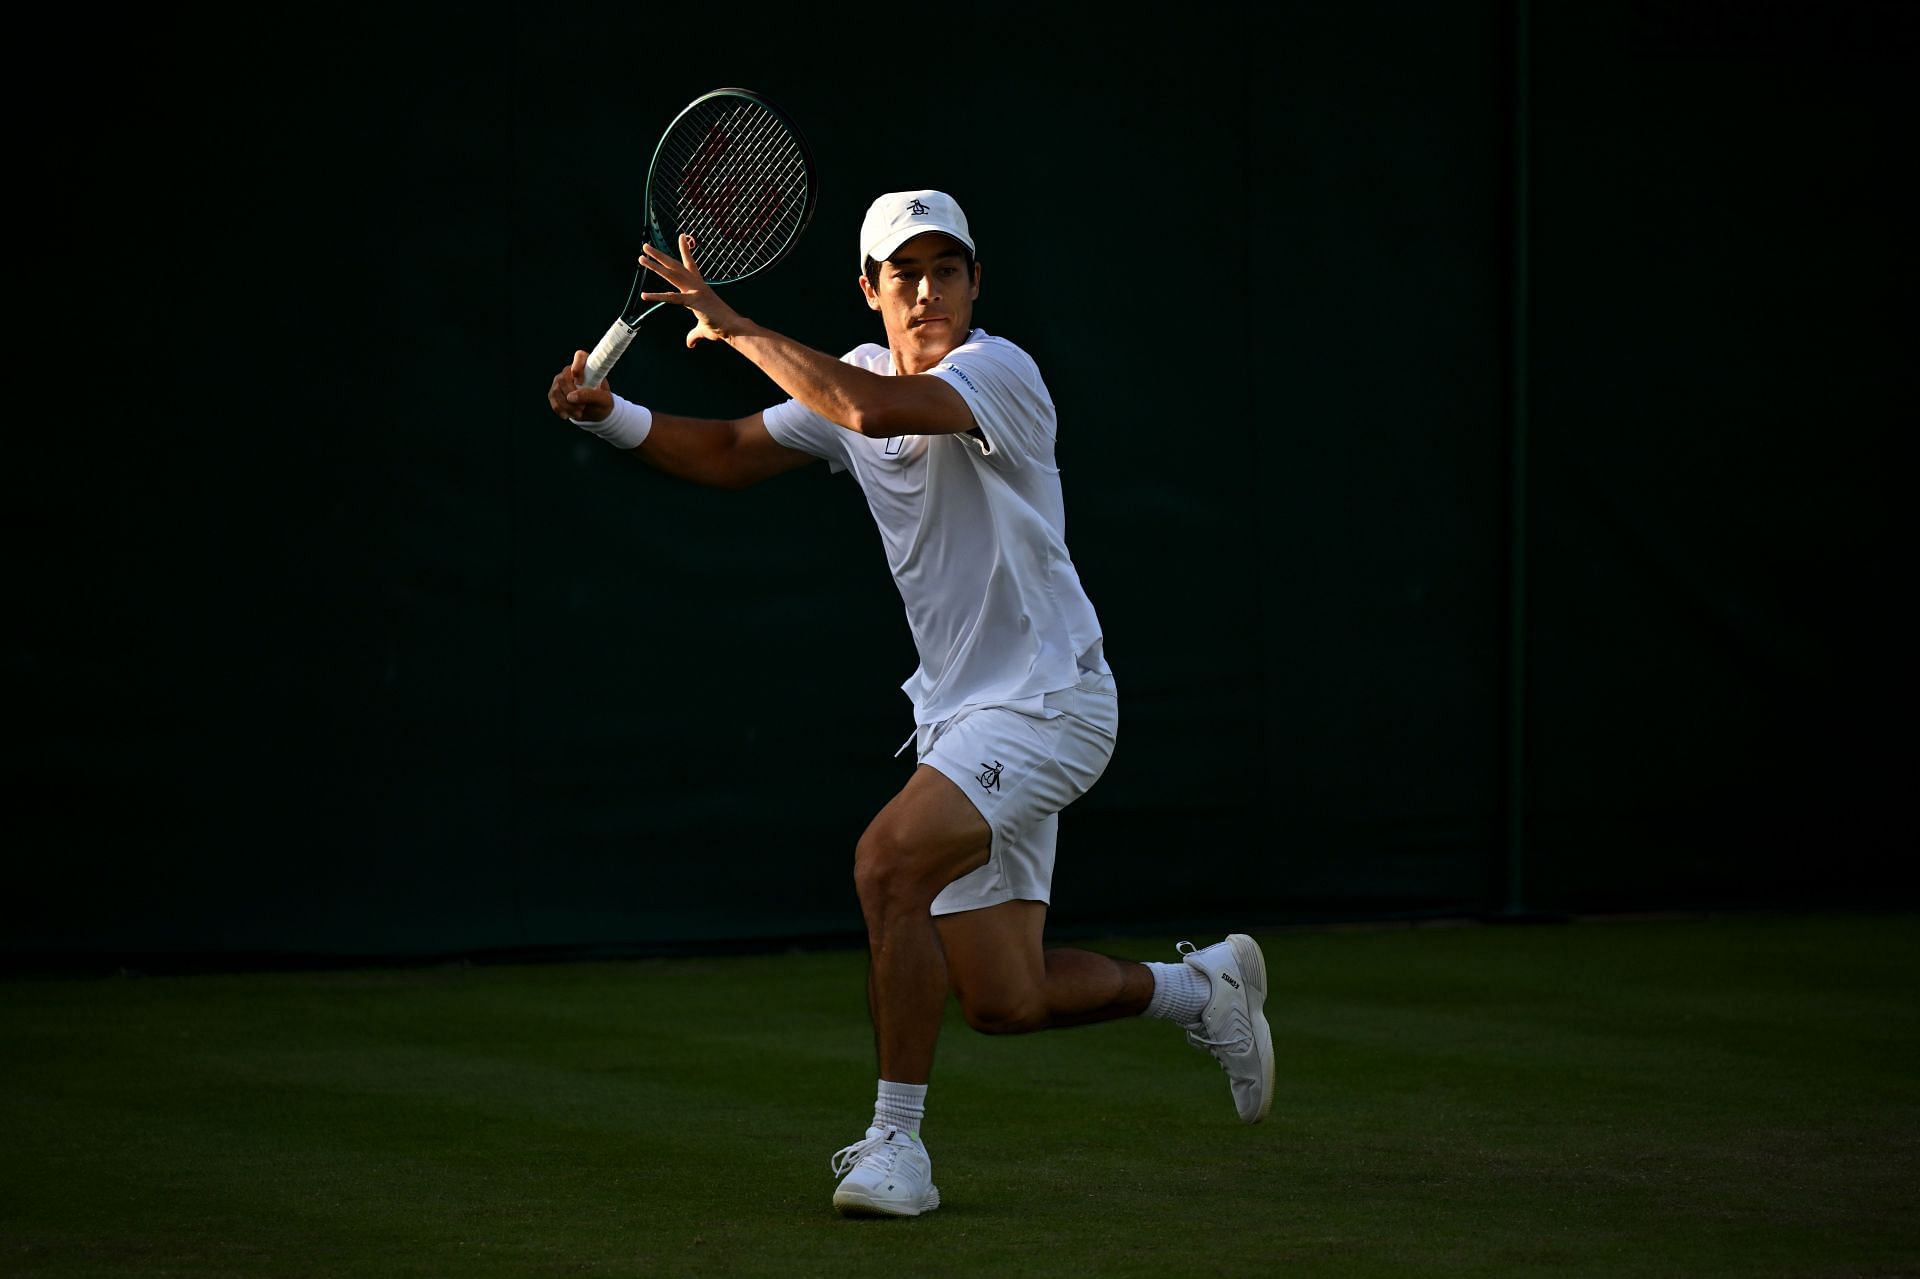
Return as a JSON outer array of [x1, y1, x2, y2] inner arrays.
[[11, 2, 1906, 967]]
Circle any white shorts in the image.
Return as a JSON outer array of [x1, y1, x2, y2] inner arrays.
[[916, 669, 1119, 916]]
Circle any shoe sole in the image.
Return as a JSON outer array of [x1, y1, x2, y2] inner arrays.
[[833, 1186, 941, 1217], [1228, 933, 1275, 1123]]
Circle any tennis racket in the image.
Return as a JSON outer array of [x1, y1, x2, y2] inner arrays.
[[581, 88, 818, 389]]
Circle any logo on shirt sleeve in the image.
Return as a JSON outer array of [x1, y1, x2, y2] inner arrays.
[[939, 363, 978, 393]]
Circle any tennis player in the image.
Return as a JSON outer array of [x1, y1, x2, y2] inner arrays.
[[546, 191, 1273, 1217]]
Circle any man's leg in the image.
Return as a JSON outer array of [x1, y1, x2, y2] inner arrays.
[[852, 763, 996, 1084], [856, 763, 1157, 1058], [938, 897, 1274, 1125], [936, 898, 1156, 1033], [831, 763, 996, 1218]]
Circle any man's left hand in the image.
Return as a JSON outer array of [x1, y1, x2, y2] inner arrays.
[[639, 233, 751, 349]]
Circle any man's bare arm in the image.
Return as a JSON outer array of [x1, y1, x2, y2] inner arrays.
[[630, 410, 815, 490], [722, 326, 972, 440], [547, 353, 815, 490]]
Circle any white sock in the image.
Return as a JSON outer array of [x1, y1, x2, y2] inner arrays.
[[874, 1080, 927, 1136], [1142, 961, 1211, 1026]]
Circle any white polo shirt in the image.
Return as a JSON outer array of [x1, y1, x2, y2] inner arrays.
[[762, 329, 1108, 726]]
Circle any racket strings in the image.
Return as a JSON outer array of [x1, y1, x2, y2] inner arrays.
[[652, 99, 811, 284]]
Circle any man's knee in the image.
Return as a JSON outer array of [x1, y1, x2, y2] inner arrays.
[[853, 811, 986, 915], [853, 825, 935, 913], [957, 987, 1050, 1035]]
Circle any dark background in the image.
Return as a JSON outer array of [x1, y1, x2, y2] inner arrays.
[[12, 1, 1909, 970]]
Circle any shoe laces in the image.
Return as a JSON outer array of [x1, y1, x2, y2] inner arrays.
[[830, 1128, 902, 1178]]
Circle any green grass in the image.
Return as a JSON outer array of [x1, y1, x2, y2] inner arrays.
[[3, 914, 1916, 1277]]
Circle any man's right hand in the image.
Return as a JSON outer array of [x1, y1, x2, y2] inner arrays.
[[549, 350, 614, 422]]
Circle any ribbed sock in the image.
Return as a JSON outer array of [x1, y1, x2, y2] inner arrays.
[[1142, 960, 1211, 1026], [874, 1080, 927, 1136]]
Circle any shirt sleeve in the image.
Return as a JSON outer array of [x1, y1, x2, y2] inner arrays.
[[762, 397, 851, 474], [926, 338, 1057, 468]]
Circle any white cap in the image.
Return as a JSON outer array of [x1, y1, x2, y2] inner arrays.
[[858, 190, 975, 267]]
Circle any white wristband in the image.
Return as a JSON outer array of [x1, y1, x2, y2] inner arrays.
[[573, 395, 653, 449]]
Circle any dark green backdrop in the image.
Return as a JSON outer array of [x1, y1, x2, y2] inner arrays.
[[12, 2, 1907, 967]]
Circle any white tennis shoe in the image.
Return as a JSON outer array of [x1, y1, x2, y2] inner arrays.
[[830, 1125, 940, 1217], [1179, 934, 1275, 1123]]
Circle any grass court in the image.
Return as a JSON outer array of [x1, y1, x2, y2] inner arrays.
[[4, 913, 1914, 1276]]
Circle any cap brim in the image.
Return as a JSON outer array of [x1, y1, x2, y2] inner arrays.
[[864, 224, 975, 264]]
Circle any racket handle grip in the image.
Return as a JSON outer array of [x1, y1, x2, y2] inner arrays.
[[583, 318, 637, 390]]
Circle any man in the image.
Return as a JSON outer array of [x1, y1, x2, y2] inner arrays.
[[546, 191, 1273, 1217]]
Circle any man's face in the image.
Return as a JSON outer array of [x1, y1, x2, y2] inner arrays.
[[859, 232, 981, 365]]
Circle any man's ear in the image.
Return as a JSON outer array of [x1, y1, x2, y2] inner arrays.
[[970, 261, 982, 301], [858, 272, 882, 311]]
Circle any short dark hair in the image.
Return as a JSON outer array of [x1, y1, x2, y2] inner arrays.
[[864, 245, 977, 292]]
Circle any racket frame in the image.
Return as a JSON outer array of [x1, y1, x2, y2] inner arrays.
[[583, 88, 817, 390]]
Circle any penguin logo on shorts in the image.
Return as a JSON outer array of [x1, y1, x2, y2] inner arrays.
[[977, 760, 1004, 793]]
